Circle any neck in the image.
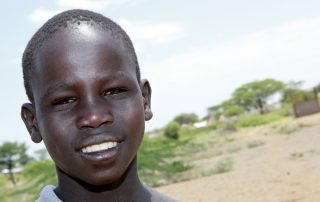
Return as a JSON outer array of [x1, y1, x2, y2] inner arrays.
[[54, 158, 151, 202]]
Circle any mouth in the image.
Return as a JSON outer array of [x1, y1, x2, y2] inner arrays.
[[81, 141, 119, 154]]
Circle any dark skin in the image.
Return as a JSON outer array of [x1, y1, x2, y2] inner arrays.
[[20, 24, 164, 201]]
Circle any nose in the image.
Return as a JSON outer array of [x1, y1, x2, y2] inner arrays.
[[76, 98, 114, 129]]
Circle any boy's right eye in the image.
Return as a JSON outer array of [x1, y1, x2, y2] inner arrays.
[[51, 98, 76, 106]]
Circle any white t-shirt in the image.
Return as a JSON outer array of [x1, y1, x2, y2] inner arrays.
[[36, 185, 177, 202], [36, 185, 62, 202]]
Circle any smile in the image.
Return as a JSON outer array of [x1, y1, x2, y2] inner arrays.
[[81, 141, 118, 154]]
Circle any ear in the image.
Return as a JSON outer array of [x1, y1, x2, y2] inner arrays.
[[140, 79, 153, 121], [21, 103, 42, 143]]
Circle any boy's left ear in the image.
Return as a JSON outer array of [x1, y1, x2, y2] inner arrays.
[[140, 79, 153, 121]]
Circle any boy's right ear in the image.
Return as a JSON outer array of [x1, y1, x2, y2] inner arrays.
[[21, 103, 42, 143]]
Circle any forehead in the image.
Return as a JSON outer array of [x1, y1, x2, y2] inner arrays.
[[34, 24, 133, 68], [30, 24, 138, 101], [33, 24, 135, 77]]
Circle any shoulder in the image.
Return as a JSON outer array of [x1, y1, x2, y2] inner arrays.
[[147, 187, 179, 202], [36, 185, 62, 202]]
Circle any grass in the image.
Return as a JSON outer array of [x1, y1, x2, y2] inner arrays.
[[213, 157, 234, 174], [138, 126, 215, 186], [290, 152, 304, 160], [278, 125, 299, 135], [211, 122, 238, 136], [199, 157, 234, 177], [235, 106, 292, 130], [247, 140, 265, 148], [227, 145, 241, 154], [236, 112, 284, 128], [224, 136, 235, 143], [277, 124, 300, 135], [0, 160, 57, 202]]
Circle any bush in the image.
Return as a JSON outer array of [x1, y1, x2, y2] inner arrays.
[[247, 140, 265, 148], [290, 152, 304, 160], [178, 125, 197, 138], [223, 105, 244, 118], [213, 158, 233, 174], [236, 113, 283, 128], [278, 124, 300, 135], [165, 161, 191, 173], [164, 121, 181, 139], [173, 113, 198, 125], [273, 104, 292, 116], [0, 176, 8, 187], [22, 160, 56, 183]]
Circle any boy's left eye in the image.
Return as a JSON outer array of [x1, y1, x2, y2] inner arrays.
[[103, 88, 127, 97]]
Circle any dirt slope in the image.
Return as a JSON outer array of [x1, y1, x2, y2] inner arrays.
[[156, 114, 320, 202]]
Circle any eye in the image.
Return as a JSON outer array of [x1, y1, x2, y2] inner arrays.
[[51, 98, 76, 106], [103, 88, 127, 97]]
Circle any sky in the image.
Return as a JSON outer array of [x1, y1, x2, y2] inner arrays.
[[1, 0, 320, 153]]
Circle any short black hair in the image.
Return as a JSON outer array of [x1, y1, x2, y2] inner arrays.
[[22, 9, 140, 102]]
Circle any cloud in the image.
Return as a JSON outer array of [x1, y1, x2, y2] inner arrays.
[[27, 8, 62, 24], [27, 0, 133, 24], [118, 18, 186, 44], [57, 0, 110, 10], [143, 17, 320, 130], [27, 9, 186, 45], [145, 17, 320, 83]]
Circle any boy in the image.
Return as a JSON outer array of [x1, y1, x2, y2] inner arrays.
[[21, 9, 176, 202]]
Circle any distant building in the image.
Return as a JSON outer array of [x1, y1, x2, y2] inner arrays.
[[193, 120, 207, 128], [1, 167, 23, 174]]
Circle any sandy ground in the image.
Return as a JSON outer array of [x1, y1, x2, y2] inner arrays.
[[156, 114, 320, 202]]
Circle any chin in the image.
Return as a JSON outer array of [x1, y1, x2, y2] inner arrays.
[[80, 175, 125, 190], [85, 170, 125, 186]]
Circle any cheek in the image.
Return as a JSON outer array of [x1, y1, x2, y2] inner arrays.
[[118, 98, 145, 143], [38, 115, 74, 157]]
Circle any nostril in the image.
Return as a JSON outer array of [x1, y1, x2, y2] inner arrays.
[[77, 111, 114, 129]]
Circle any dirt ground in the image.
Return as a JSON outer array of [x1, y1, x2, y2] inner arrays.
[[156, 113, 320, 202]]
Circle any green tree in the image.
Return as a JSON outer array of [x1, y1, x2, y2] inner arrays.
[[232, 79, 285, 114], [314, 82, 320, 93], [282, 81, 316, 105], [173, 113, 198, 125], [219, 100, 245, 118], [0, 141, 31, 186], [164, 121, 180, 139], [208, 99, 245, 120]]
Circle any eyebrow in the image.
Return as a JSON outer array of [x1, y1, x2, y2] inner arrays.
[[41, 71, 135, 99], [100, 71, 133, 83], [41, 83, 75, 100]]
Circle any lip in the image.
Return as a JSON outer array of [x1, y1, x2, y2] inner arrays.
[[80, 142, 121, 162], [76, 133, 123, 152], [75, 132, 124, 163]]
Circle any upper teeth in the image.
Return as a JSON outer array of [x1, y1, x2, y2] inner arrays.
[[81, 142, 118, 153]]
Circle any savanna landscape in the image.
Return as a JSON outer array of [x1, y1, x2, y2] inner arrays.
[[1, 79, 320, 202], [156, 113, 320, 202]]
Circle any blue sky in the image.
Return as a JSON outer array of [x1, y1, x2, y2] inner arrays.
[[1, 0, 320, 152]]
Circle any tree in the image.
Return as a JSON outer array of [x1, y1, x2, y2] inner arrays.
[[232, 79, 285, 114], [173, 113, 198, 125], [219, 99, 245, 118], [208, 99, 245, 120], [164, 121, 180, 139], [281, 81, 316, 105], [0, 141, 31, 186], [314, 82, 320, 93]]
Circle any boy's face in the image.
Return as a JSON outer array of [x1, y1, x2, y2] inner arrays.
[[21, 24, 152, 185]]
